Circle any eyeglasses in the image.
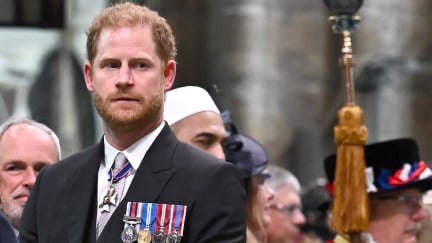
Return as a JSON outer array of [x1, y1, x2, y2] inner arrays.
[[270, 203, 302, 215], [370, 194, 423, 211]]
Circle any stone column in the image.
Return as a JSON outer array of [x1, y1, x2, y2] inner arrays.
[[351, 1, 432, 160], [206, 0, 329, 184]]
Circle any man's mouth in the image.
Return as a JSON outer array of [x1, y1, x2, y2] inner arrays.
[[404, 222, 421, 236], [113, 97, 138, 101], [112, 96, 141, 105], [14, 193, 29, 203]]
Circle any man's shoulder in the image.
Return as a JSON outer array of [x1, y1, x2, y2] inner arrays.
[[43, 143, 102, 174]]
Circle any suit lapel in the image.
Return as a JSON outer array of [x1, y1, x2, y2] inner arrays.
[[66, 142, 103, 243], [126, 124, 178, 200], [97, 124, 178, 242]]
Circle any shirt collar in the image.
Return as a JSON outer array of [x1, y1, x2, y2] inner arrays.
[[103, 122, 165, 171]]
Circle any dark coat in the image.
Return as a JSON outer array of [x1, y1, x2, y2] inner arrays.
[[0, 212, 17, 243], [19, 124, 246, 243]]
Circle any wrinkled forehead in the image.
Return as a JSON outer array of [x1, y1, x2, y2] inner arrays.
[[1, 124, 47, 140], [0, 125, 58, 159]]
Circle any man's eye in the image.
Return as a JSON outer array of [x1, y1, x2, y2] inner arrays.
[[195, 139, 212, 149], [35, 164, 47, 172], [6, 165, 18, 171], [101, 61, 120, 69], [107, 63, 120, 68], [133, 63, 147, 69], [4, 163, 22, 171]]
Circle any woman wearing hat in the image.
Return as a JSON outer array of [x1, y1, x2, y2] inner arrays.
[[224, 117, 274, 243]]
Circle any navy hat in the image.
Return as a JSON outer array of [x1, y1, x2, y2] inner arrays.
[[324, 138, 432, 193], [225, 133, 270, 179], [222, 111, 270, 179]]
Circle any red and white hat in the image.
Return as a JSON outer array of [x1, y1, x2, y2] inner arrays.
[[324, 138, 432, 193]]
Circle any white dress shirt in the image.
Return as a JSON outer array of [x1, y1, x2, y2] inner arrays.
[[96, 122, 164, 222]]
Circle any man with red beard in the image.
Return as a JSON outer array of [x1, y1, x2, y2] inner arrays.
[[20, 2, 246, 243], [0, 118, 60, 237], [324, 138, 432, 243]]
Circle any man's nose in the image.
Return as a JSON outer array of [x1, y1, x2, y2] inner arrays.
[[22, 168, 37, 189], [211, 144, 226, 161], [115, 65, 133, 86], [292, 208, 306, 226], [413, 205, 428, 221]]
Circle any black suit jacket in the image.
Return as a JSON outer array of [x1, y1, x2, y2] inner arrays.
[[0, 212, 17, 243], [19, 124, 246, 243]]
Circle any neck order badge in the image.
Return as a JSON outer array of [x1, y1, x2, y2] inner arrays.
[[99, 153, 132, 213], [97, 153, 133, 238]]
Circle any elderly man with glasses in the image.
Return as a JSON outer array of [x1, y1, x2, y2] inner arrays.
[[324, 138, 431, 243], [265, 165, 305, 243]]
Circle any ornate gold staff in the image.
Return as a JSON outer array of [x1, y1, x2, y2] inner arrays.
[[323, 1, 368, 242]]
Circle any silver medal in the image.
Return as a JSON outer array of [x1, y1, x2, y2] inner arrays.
[[167, 231, 181, 243], [152, 230, 166, 243], [121, 225, 138, 243]]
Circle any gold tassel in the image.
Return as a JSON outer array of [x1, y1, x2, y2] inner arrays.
[[332, 105, 369, 233]]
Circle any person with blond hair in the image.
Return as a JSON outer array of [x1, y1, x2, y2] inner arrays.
[[224, 116, 274, 243]]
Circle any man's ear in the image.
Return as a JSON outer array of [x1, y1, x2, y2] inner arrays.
[[163, 60, 176, 91], [83, 62, 94, 91]]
